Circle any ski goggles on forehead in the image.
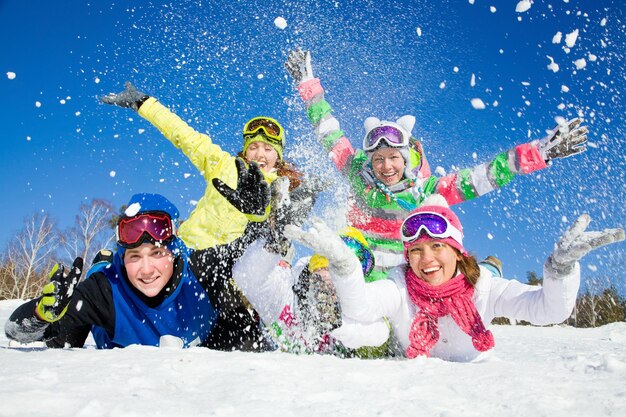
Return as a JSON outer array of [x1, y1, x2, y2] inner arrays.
[[116, 212, 176, 248], [243, 117, 285, 145], [341, 237, 375, 277], [363, 125, 409, 152], [401, 212, 463, 246]]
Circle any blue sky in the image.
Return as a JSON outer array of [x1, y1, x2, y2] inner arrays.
[[1, 0, 624, 293]]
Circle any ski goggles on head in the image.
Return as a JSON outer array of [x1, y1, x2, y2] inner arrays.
[[243, 117, 285, 146], [116, 212, 176, 248], [341, 236, 375, 277], [401, 211, 463, 246], [363, 125, 409, 152]]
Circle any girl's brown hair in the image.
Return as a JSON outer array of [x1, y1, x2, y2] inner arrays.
[[456, 252, 481, 286], [237, 151, 303, 191]]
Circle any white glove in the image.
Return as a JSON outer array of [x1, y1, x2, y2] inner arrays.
[[537, 117, 588, 161], [546, 214, 625, 276], [330, 317, 390, 349], [284, 218, 360, 276], [284, 48, 314, 83]]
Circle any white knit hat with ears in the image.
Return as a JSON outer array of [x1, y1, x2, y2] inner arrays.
[[363, 115, 417, 181]]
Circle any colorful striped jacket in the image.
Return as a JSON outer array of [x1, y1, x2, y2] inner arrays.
[[296, 78, 548, 281]]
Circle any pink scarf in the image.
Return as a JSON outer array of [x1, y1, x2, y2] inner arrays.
[[405, 268, 494, 358]]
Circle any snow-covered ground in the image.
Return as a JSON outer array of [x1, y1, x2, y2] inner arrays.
[[1, 299, 625, 416]]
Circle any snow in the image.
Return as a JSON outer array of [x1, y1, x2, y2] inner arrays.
[[471, 98, 486, 109], [1, 299, 625, 416], [515, 1, 532, 13], [273, 17, 287, 30], [565, 29, 580, 48], [125, 202, 141, 216], [574, 58, 587, 69], [546, 55, 560, 72]]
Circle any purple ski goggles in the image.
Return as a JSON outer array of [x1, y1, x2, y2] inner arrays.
[[400, 212, 463, 246], [363, 125, 409, 152]]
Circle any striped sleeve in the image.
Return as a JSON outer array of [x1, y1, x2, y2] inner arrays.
[[297, 78, 356, 172], [429, 142, 548, 205]]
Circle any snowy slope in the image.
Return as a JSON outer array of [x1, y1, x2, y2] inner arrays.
[[1, 299, 625, 417]]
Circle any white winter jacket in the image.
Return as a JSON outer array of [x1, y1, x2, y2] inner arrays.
[[330, 262, 580, 362], [233, 239, 391, 349]]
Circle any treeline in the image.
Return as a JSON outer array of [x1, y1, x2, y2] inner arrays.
[[493, 271, 626, 328], [0, 199, 117, 301]]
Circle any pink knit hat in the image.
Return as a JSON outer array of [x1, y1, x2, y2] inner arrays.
[[402, 195, 467, 256]]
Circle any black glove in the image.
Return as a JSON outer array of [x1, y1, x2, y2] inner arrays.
[[213, 158, 270, 218], [36, 257, 83, 323], [101, 81, 150, 111]]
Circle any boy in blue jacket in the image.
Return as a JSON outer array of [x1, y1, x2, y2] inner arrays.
[[5, 159, 274, 350]]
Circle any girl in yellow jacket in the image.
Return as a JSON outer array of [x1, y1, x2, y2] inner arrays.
[[102, 82, 304, 250]]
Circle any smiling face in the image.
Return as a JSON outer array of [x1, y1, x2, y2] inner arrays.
[[406, 240, 461, 286], [123, 243, 174, 297], [244, 140, 279, 172], [371, 147, 406, 186]]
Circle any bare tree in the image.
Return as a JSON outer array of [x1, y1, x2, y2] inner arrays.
[[0, 256, 16, 300], [61, 199, 116, 270], [4, 213, 59, 299]]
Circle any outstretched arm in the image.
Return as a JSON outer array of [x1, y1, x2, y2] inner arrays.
[[422, 118, 588, 206], [101, 82, 230, 179], [488, 215, 624, 324], [285, 49, 356, 174], [5, 259, 115, 347]]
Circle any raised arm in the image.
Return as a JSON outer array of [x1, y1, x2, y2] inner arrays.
[[422, 118, 588, 206], [101, 82, 231, 179], [285, 49, 356, 174]]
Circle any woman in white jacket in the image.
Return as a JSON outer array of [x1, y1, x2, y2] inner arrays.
[[285, 196, 624, 362]]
